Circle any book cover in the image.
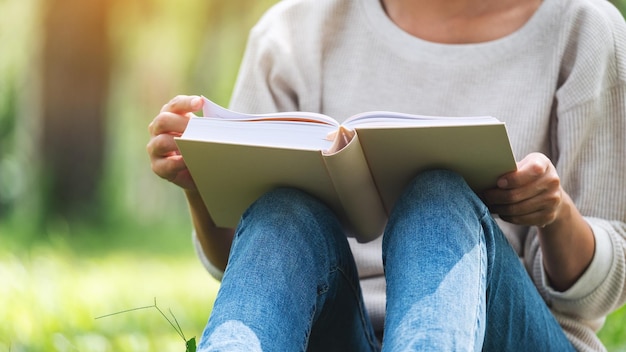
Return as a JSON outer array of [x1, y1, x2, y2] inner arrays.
[[175, 97, 517, 242]]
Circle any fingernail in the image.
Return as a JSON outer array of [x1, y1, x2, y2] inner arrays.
[[497, 178, 508, 188], [191, 97, 202, 109]]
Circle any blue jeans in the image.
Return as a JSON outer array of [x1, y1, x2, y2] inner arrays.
[[197, 170, 574, 351]]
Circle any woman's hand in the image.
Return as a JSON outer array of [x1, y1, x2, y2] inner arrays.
[[484, 152, 594, 291], [146, 95, 203, 191], [483, 152, 563, 228]]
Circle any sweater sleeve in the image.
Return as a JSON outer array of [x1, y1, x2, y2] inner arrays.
[[192, 230, 225, 281], [529, 0, 626, 320], [529, 219, 626, 320]]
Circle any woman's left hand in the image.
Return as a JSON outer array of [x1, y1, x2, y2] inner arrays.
[[483, 152, 595, 291], [482, 152, 564, 228]]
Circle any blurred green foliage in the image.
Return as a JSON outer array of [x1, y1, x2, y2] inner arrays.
[[0, 0, 278, 237], [0, 0, 275, 350]]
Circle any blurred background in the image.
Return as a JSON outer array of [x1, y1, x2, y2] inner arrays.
[[0, 0, 277, 351], [0, 0, 625, 351]]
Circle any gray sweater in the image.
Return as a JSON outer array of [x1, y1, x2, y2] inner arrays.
[[195, 0, 626, 349]]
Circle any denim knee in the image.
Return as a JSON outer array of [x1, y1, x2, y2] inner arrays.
[[408, 169, 470, 198], [236, 187, 357, 291], [384, 169, 490, 248], [237, 187, 347, 254], [243, 187, 336, 230], [399, 169, 487, 212]]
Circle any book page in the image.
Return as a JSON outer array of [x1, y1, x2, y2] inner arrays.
[[324, 126, 356, 154], [181, 117, 337, 151], [202, 96, 340, 125], [343, 111, 500, 129]]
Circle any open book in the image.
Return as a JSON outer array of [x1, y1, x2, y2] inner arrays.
[[175, 97, 517, 242]]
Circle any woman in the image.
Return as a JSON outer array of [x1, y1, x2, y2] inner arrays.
[[147, 0, 626, 350]]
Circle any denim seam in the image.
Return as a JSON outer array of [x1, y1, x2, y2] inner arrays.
[[474, 219, 488, 352], [479, 209, 495, 288], [335, 266, 380, 350], [304, 300, 317, 352], [306, 266, 336, 352]]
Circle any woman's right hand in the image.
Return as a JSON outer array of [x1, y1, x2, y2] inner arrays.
[[147, 95, 204, 191]]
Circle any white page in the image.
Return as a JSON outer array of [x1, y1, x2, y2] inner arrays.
[[202, 96, 339, 125], [181, 117, 336, 151], [343, 111, 500, 129]]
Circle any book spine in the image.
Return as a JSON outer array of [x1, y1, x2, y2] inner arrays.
[[322, 135, 387, 243]]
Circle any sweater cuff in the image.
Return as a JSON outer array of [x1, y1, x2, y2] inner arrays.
[[541, 221, 613, 300], [192, 230, 225, 281]]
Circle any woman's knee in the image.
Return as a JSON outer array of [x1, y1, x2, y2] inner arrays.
[[384, 170, 494, 265], [236, 187, 355, 279], [244, 188, 335, 227], [405, 169, 472, 201], [239, 188, 345, 249], [386, 170, 490, 237], [391, 169, 480, 215]]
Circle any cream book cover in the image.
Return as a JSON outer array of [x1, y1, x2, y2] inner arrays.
[[175, 97, 517, 242]]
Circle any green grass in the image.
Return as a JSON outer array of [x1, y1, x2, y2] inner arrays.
[[600, 304, 626, 351], [1, 219, 625, 351], [0, 220, 219, 352]]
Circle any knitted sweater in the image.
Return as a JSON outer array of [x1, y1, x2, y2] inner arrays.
[[195, 0, 626, 349]]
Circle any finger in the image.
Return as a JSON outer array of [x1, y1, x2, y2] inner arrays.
[[149, 112, 191, 137], [497, 153, 549, 189], [147, 134, 181, 158], [150, 154, 188, 182], [488, 188, 561, 226], [497, 204, 559, 227], [485, 175, 559, 209], [483, 179, 541, 206], [489, 193, 549, 218], [160, 95, 204, 114]]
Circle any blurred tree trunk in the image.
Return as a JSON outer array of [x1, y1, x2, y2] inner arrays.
[[41, 0, 111, 223]]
